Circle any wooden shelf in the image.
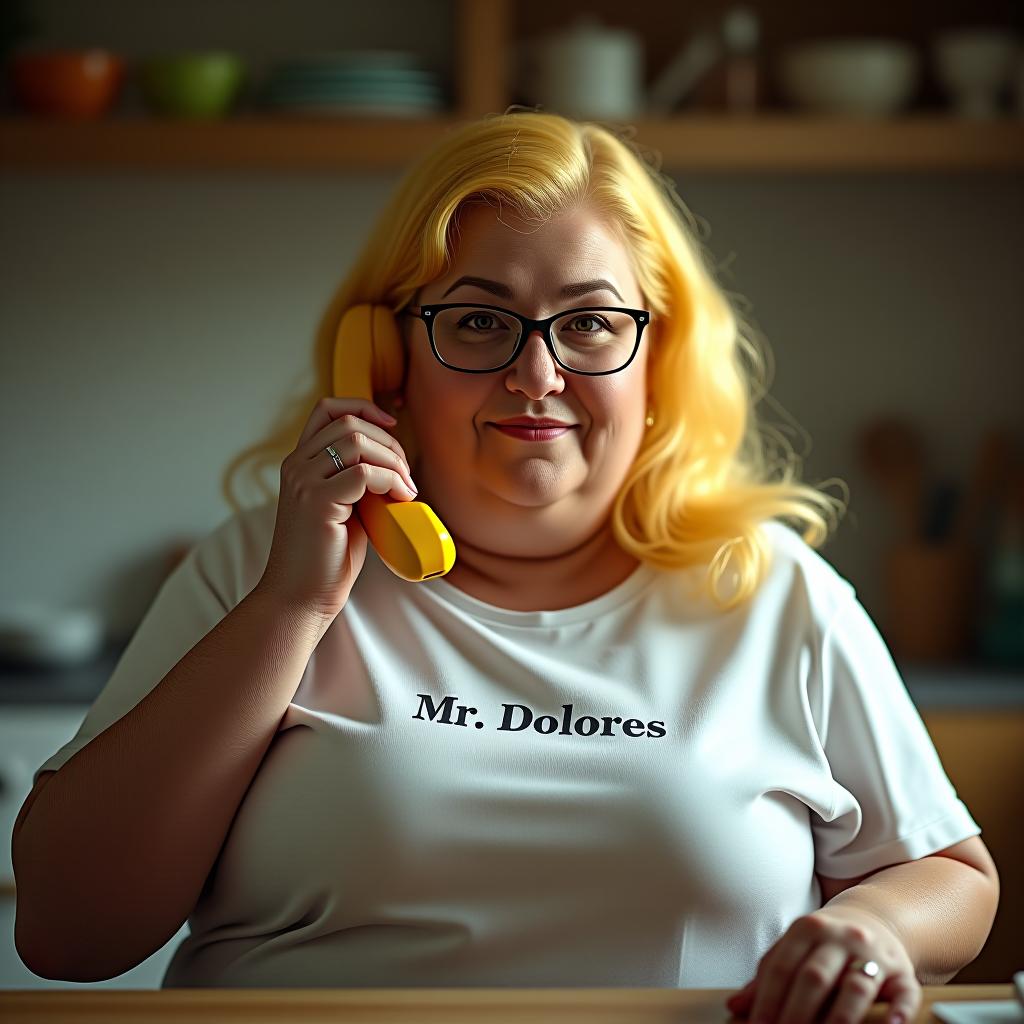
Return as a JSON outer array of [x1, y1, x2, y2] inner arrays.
[[1, 0, 1022, 174], [627, 113, 1024, 172], [1, 113, 1022, 173], [0, 113, 469, 173]]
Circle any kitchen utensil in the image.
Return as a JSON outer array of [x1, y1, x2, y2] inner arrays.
[[11, 48, 125, 118], [857, 416, 928, 541], [259, 51, 444, 117], [778, 38, 920, 116], [520, 15, 643, 120], [953, 427, 1018, 551], [140, 51, 246, 119], [883, 541, 972, 661], [932, 28, 1021, 118], [721, 5, 761, 112], [977, 464, 1024, 667], [646, 26, 722, 115], [923, 478, 960, 543]]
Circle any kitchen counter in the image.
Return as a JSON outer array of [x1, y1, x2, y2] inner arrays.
[[0, 640, 128, 705], [1, 641, 1023, 708], [0, 984, 1016, 1023]]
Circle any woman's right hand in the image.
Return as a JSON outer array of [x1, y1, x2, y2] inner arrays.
[[257, 397, 418, 625]]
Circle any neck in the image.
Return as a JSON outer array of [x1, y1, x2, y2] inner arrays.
[[439, 518, 641, 612]]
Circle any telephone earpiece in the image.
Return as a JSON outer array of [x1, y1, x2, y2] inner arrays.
[[333, 303, 456, 582]]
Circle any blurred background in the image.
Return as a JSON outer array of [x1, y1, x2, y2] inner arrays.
[[0, 0, 1022, 991]]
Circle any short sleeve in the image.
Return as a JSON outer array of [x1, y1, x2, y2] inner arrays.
[[808, 595, 981, 878], [30, 503, 273, 786]]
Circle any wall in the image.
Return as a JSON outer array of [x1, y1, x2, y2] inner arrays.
[[2, 1, 1023, 642], [4, 169, 1022, 638]]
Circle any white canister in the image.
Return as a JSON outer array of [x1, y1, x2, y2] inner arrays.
[[525, 15, 643, 120]]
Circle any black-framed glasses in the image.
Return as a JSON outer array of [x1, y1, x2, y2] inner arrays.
[[400, 302, 651, 375]]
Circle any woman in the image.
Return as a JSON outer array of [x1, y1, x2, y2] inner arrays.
[[16, 112, 997, 1021]]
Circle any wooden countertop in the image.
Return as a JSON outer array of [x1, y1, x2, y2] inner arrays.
[[0, 983, 1015, 1022]]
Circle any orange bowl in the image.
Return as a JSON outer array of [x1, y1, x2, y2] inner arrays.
[[11, 49, 126, 118]]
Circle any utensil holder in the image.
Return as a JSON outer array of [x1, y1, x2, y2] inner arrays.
[[882, 540, 975, 662]]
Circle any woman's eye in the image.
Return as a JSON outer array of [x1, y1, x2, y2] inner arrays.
[[461, 314, 497, 330]]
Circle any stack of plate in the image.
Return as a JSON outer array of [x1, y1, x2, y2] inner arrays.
[[260, 50, 445, 117]]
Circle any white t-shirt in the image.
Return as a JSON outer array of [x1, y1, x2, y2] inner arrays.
[[33, 500, 980, 988]]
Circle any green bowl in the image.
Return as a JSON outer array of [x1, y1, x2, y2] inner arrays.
[[140, 52, 246, 118]]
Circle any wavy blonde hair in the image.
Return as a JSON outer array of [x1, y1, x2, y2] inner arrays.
[[222, 108, 848, 611]]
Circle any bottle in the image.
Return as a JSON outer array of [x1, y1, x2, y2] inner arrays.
[[721, 5, 761, 114]]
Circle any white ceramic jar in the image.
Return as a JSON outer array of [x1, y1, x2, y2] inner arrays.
[[521, 15, 643, 120]]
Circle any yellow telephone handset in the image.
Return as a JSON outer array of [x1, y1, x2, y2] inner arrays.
[[332, 304, 456, 582]]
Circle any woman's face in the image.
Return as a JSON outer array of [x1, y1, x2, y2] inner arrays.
[[398, 201, 650, 560]]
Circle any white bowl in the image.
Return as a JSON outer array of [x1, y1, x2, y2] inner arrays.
[[0, 604, 105, 667], [779, 38, 920, 116]]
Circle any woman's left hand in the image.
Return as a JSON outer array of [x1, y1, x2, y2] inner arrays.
[[724, 906, 922, 1024]]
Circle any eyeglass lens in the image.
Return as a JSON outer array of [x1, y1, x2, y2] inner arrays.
[[430, 306, 640, 373]]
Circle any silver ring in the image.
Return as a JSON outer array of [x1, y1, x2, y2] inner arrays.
[[325, 444, 345, 472], [847, 959, 880, 979]]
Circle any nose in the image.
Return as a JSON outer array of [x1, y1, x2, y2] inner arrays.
[[505, 328, 566, 397]]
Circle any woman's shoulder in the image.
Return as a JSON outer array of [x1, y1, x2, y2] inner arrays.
[[756, 519, 857, 622]]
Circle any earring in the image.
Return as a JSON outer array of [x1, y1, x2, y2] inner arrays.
[[645, 409, 655, 428]]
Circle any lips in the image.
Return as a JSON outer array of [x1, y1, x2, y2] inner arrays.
[[491, 423, 574, 441], [492, 419, 574, 428]]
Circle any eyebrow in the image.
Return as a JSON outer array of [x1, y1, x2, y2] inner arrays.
[[440, 275, 624, 303]]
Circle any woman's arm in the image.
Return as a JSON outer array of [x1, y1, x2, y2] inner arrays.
[[12, 584, 331, 982], [819, 836, 1000, 985]]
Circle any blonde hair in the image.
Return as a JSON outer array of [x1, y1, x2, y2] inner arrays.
[[222, 108, 848, 611]]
